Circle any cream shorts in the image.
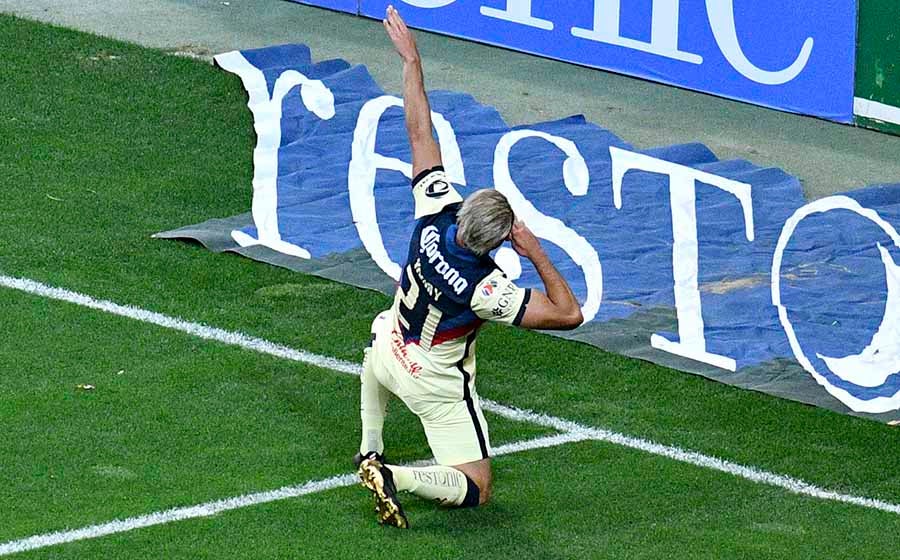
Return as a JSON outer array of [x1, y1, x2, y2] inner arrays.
[[366, 313, 492, 466]]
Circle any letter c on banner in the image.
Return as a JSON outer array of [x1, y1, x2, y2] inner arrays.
[[706, 0, 813, 85], [493, 130, 600, 324], [772, 196, 900, 413], [348, 95, 465, 281]]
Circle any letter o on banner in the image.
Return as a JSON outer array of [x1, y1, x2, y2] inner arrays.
[[772, 195, 900, 413]]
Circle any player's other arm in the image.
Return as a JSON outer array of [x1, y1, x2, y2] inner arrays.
[[510, 221, 583, 330], [383, 5, 442, 179]]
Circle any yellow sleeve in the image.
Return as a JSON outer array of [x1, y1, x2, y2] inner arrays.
[[470, 269, 531, 326], [412, 166, 464, 219]]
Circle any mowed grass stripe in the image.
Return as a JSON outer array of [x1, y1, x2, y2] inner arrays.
[[0, 283, 549, 543], [10, 442, 900, 560], [2, 272, 898, 539], [0, 433, 591, 556]]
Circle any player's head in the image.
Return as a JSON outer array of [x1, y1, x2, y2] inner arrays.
[[457, 189, 515, 256]]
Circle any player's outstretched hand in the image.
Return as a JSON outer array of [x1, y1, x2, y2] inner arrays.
[[383, 5, 419, 63], [509, 221, 545, 260]]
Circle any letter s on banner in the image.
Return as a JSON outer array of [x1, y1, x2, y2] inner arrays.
[[493, 130, 600, 324], [772, 196, 900, 413], [706, 0, 813, 85], [214, 50, 336, 259], [348, 95, 465, 281], [610, 146, 754, 372]]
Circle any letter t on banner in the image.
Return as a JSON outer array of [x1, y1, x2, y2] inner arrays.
[[610, 146, 754, 371]]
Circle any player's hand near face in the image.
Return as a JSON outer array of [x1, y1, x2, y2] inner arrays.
[[509, 221, 544, 260], [510, 220, 584, 330], [383, 5, 419, 63]]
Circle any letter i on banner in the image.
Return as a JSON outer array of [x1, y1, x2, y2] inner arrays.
[[610, 146, 754, 371], [571, 0, 702, 64]]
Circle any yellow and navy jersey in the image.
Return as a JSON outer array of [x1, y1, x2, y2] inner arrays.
[[384, 166, 530, 400]]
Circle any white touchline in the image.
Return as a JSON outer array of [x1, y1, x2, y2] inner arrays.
[[0, 433, 590, 556], [854, 97, 900, 126], [1, 273, 899, 555]]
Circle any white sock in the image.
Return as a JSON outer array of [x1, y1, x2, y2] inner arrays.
[[389, 465, 470, 506], [359, 349, 390, 455]]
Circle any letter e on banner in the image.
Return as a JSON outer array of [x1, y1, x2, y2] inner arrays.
[[348, 95, 465, 281]]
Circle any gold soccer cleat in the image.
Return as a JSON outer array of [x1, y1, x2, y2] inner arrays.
[[357, 456, 409, 529]]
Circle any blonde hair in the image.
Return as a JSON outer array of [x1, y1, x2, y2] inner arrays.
[[457, 189, 514, 256]]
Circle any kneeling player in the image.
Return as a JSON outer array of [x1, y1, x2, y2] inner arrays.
[[356, 6, 583, 528]]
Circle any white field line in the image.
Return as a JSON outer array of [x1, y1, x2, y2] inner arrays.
[[0, 273, 899, 554], [0, 432, 590, 556]]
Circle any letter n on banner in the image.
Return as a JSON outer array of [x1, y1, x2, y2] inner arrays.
[[610, 146, 754, 371]]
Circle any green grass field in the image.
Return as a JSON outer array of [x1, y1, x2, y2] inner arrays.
[[2, 14, 900, 559]]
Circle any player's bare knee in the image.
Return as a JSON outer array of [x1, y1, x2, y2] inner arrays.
[[478, 482, 492, 505], [471, 470, 492, 505]]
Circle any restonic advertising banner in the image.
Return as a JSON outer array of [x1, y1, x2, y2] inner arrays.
[[157, 44, 900, 421], [354, 0, 857, 122]]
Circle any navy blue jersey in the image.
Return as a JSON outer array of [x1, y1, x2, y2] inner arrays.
[[382, 166, 530, 392]]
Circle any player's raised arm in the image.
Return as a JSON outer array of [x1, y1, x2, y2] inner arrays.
[[509, 221, 583, 330], [383, 5, 442, 179]]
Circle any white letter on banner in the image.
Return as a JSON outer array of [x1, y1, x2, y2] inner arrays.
[[493, 131, 600, 324], [572, 0, 702, 64], [772, 196, 900, 414], [402, 0, 457, 7], [610, 146, 754, 371], [706, 0, 813, 85], [348, 95, 466, 281], [481, 0, 554, 31], [213, 51, 336, 259]]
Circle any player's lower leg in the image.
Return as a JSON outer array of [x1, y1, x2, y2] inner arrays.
[[387, 464, 481, 507], [359, 348, 391, 458]]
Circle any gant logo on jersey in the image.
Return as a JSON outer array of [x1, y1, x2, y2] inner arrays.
[[491, 281, 517, 317], [420, 225, 469, 295]]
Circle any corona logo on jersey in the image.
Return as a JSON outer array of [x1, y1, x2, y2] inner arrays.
[[162, 44, 900, 418], [419, 225, 469, 295]]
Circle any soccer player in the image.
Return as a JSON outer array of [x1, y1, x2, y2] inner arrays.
[[356, 5, 583, 528]]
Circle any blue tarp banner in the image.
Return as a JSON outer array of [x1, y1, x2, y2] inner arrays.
[[159, 43, 900, 420]]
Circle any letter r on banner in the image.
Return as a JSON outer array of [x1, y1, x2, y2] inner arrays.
[[213, 50, 336, 260], [610, 146, 754, 371]]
